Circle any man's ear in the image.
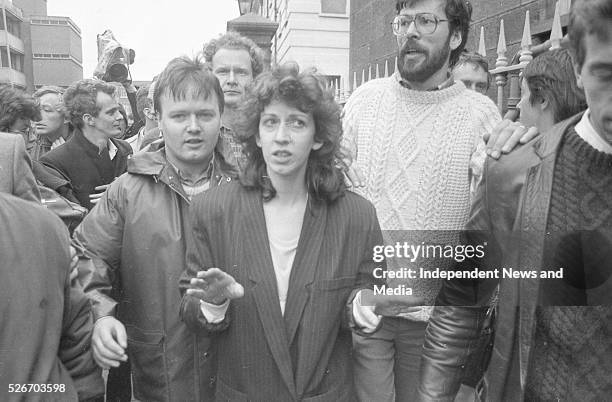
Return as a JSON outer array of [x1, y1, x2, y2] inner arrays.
[[540, 97, 550, 111], [450, 29, 462, 51], [574, 64, 584, 89]]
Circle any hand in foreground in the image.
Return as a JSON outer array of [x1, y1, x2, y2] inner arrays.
[[484, 117, 539, 160], [89, 184, 111, 205], [360, 290, 424, 316], [345, 165, 365, 188], [186, 268, 244, 305], [92, 316, 128, 369]]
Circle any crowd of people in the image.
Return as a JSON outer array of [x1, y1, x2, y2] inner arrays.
[[1, 0, 611, 401]]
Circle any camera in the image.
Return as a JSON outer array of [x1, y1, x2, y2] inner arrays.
[[94, 30, 135, 83]]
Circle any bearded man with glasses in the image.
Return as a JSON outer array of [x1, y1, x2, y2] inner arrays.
[[341, 1, 501, 401]]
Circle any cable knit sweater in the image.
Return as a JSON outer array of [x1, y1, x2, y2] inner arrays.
[[342, 73, 501, 317]]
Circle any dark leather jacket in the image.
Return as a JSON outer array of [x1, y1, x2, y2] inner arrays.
[[418, 113, 584, 402]]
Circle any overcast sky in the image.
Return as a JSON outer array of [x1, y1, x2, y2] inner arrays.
[[47, 1, 240, 81]]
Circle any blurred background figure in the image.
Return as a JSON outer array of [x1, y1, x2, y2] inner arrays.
[[40, 79, 132, 210], [0, 132, 40, 203], [517, 48, 587, 134], [0, 83, 40, 155], [452, 50, 490, 95], [0, 192, 104, 402], [32, 86, 73, 160], [204, 31, 265, 168]]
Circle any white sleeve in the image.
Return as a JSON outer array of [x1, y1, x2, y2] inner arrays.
[[199, 299, 230, 324], [352, 289, 383, 333]]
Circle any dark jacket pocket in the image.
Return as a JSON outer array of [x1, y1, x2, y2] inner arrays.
[[216, 378, 248, 401], [125, 325, 168, 401], [311, 276, 356, 291]]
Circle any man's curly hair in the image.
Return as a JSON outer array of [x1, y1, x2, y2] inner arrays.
[[203, 31, 265, 78], [0, 83, 40, 131], [235, 64, 347, 203], [63, 79, 116, 130]]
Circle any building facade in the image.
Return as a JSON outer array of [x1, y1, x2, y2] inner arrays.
[[1, 0, 27, 88], [1, 0, 82, 92], [258, 0, 350, 88]]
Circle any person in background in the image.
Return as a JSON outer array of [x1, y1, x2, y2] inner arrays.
[[126, 82, 159, 152], [74, 56, 236, 401], [40, 79, 132, 209], [452, 50, 490, 94], [517, 48, 587, 134], [203, 31, 265, 168], [341, 0, 501, 399], [0, 83, 40, 154], [116, 103, 129, 138], [32, 85, 73, 160], [0, 132, 40, 203]]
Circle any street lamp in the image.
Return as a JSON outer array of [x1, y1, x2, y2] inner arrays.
[[237, 0, 259, 15]]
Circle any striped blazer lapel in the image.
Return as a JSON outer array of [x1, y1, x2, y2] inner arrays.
[[284, 201, 327, 345], [242, 191, 297, 398], [283, 198, 326, 346]]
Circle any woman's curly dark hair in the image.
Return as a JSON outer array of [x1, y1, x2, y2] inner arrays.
[[236, 64, 347, 204]]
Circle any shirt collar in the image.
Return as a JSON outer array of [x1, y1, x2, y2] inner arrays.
[[394, 70, 455, 91], [108, 140, 118, 160], [168, 153, 215, 187], [575, 109, 612, 154]]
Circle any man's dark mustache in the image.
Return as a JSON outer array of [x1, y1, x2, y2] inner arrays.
[[400, 41, 427, 54]]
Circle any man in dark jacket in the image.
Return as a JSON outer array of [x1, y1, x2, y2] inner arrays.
[[40, 79, 132, 210], [418, 0, 612, 400], [73, 56, 236, 401], [0, 193, 103, 402]]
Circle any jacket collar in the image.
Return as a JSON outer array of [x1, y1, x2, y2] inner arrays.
[[71, 128, 132, 158], [532, 112, 585, 160], [127, 143, 235, 201]]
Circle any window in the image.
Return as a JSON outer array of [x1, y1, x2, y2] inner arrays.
[[1, 47, 9, 68], [10, 51, 24, 72], [6, 18, 21, 37], [321, 0, 347, 14]]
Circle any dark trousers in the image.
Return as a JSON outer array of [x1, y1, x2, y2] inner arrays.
[[105, 360, 132, 402]]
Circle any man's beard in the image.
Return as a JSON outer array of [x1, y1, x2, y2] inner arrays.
[[397, 36, 451, 83]]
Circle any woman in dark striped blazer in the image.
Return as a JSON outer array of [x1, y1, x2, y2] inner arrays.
[[180, 65, 387, 401]]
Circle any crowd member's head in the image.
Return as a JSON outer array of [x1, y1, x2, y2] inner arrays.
[[452, 50, 490, 94], [117, 103, 128, 137], [237, 64, 346, 203], [393, 0, 472, 89], [517, 49, 586, 132], [569, 0, 612, 143], [32, 86, 70, 140], [0, 83, 40, 136], [136, 82, 157, 129], [203, 31, 265, 110], [63, 79, 123, 140], [153, 56, 226, 173]]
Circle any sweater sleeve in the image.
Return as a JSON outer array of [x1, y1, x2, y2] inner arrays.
[[468, 97, 501, 195]]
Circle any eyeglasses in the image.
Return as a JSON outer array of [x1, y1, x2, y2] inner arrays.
[[391, 13, 448, 36]]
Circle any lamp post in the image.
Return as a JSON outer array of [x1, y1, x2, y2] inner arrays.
[[237, 0, 260, 15], [229, 0, 278, 68]]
